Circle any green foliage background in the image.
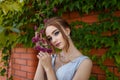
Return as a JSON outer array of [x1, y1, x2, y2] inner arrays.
[[0, 0, 120, 80]]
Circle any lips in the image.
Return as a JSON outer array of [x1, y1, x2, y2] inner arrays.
[[55, 42, 61, 47]]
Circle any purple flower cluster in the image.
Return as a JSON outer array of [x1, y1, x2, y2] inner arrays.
[[32, 37, 39, 43], [52, 7, 58, 13], [32, 26, 52, 54], [35, 45, 52, 53]]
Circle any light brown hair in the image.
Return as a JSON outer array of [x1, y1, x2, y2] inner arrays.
[[44, 17, 71, 52]]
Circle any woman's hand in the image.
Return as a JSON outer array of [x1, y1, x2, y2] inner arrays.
[[37, 51, 52, 71]]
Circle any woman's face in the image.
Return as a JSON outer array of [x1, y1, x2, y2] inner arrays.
[[45, 25, 66, 49]]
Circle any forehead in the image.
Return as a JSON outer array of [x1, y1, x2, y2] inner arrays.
[[45, 25, 58, 36]]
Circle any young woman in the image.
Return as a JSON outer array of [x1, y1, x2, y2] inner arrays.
[[34, 17, 92, 80]]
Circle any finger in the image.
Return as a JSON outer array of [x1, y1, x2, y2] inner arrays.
[[38, 53, 43, 57], [37, 55, 41, 59], [40, 51, 45, 55], [45, 52, 49, 56], [42, 52, 49, 57]]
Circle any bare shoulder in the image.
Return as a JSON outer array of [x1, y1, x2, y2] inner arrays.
[[78, 58, 93, 71], [81, 58, 92, 67], [73, 57, 92, 80]]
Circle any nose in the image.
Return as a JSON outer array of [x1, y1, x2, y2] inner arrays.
[[51, 36, 57, 45]]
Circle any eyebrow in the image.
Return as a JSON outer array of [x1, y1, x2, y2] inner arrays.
[[46, 29, 58, 37]]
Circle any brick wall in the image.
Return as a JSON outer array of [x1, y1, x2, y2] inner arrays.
[[62, 11, 120, 80], [11, 48, 38, 80], [0, 50, 7, 80], [0, 11, 120, 80]]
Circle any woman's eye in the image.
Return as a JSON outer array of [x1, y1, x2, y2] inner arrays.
[[54, 31, 59, 36], [47, 37, 52, 41]]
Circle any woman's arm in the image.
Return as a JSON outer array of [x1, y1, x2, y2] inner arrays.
[[38, 52, 57, 80], [73, 59, 92, 80], [34, 60, 45, 80], [44, 66, 57, 80]]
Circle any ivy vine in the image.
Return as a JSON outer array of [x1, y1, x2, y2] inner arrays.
[[70, 12, 120, 80], [0, 0, 120, 80]]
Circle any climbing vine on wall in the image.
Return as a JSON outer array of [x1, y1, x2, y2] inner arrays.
[[70, 12, 120, 80], [0, 0, 120, 80]]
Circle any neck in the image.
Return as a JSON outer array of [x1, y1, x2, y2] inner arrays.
[[61, 38, 81, 56]]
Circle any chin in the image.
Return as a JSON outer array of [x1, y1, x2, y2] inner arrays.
[[58, 46, 65, 50]]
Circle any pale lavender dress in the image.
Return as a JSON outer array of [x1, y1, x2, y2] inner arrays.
[[51, 55, 89, 80]]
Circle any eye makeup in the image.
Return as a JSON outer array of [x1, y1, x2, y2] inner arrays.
[[54, 30, 60, 36], [47, 37, 52, 42], [46, 29, 60, 42]]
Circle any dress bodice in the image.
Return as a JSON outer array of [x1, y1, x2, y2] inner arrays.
[[51, 54, 89, 80]]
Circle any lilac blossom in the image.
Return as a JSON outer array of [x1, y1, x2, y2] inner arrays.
[[35, 45, 42, 51], [40, 29, 44, 34], [45, 0, 49, 5], [47, 49, 52, 53], [32, 37, 39, 43], [40, 13, 44, 17], [43, 18, 48, 23], [32, 26, 52, 54], [41, 47, 47, 52], [53, 7, 58, 13], [34, 25, 37, 31]]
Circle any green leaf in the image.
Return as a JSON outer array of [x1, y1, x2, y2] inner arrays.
[[0, 32, 8, 48], [1, 3, 9, 15], [10, 28, 20, 33], [0, 68, 6, 76], [114, 55, 120, 64], [0, 26, 4, 33], [117, 1, 120, 9], [11, 2, 22, 12], [75, 1, 80, 9], [59, 0, 63, 3], [0, 15, 3, 24], [2, 55, 9, 61]]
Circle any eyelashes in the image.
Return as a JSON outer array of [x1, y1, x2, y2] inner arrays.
[[47, 31, 60, 42], [54, 31, 60, 36], [47, 37, 52, 42]]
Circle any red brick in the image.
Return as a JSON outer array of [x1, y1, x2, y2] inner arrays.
[[21, 65, 36, 73], [114, 11, 120, 17], [26, 48, 38, 54], [20, 53, 37, 60], [114, 68, 120, 77], [98, 75, 106, 80], [27, 59, 38, 67], [14, 58, 27, 65], [92, 65, 105, 74], [62, 12, 70, 20], [67, 17, 82, 23], [103, 58, 115, 66], [12, 69, 15, 75], [108, 67, 114, 73], [81, 14, 98, 23], [92, 61, 97, 65], [12, 75, 26, 80], [12, 64, 21, 70], [13, 48, 27, 53], [0, 76, 7, 80], [102, 31, 112, 36], [69, 11, 81, 19], [14, 70, 27, 77], [11, 58, 15, 64], [90, 48, 108, 56], [12, 53, 21, 59], [12, 76, 21, 80], [27, 72, 35, 79]]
